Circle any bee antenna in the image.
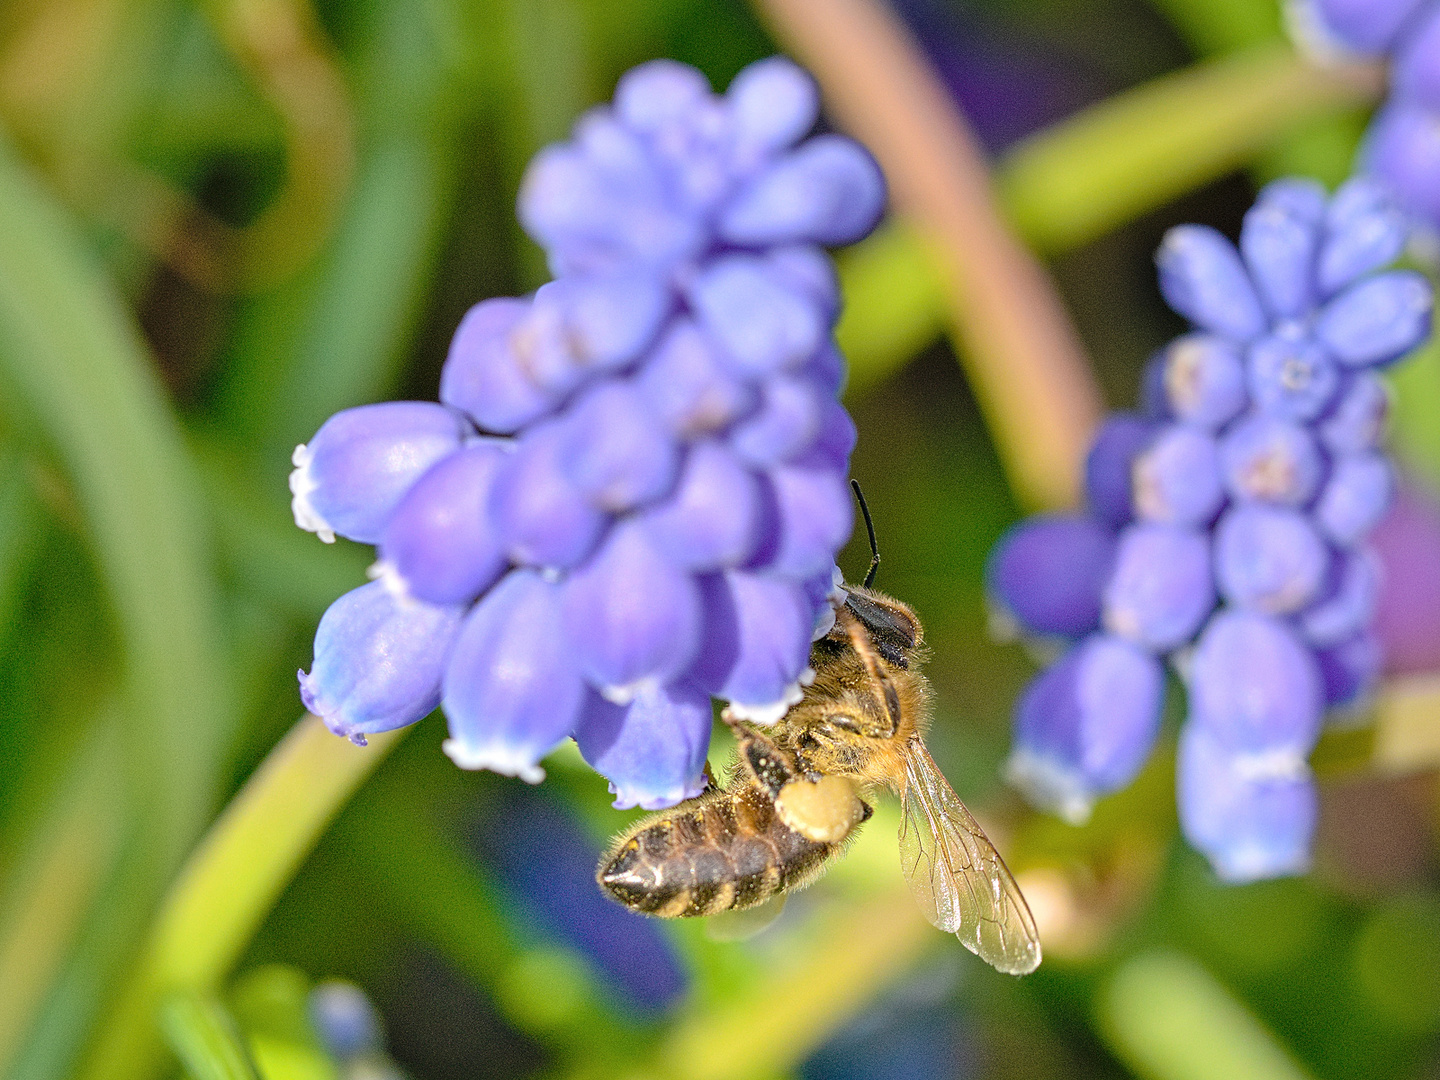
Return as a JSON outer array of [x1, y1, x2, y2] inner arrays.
[[851, 479, 880, 589]]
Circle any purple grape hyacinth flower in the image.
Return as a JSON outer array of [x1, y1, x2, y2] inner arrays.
[[1006, 633, 1165, 824], [293, 55, 883, 806], [996, 175, 1433, 883]]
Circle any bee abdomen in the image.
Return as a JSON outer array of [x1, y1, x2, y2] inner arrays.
[[597, 787, 833, 918]]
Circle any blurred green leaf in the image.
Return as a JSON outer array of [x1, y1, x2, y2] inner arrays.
[[1000, 46, 1379, 253], [159, 993, 260, 1080], [211, 134, 453, 463], [836, 222, 947, 398], [0, 137, 232, 1080], [1146, 0, 1282, 57], [1351, 894, 1440, 1035], [1096, 950, 1317, 1080], [0, 135, 230, 864]]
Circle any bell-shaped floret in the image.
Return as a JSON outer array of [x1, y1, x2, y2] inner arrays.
[[688, 255, 825, 377], [1315, 451, 1394, 546], [300, 581, 464, 744], [752, 462, 853, 578], [1391, 5, 1440, 109], [558, 380, 680, 513], [489, 422, 608, 570], [1255, 177, 1327, 223], [689, 571, 816, 723], [1299, 547, 1381, 648], [729, 374, 824, 467], [439, 298, 557, 433], [575, 682, 712, 810], [1240, 197, 1318, 319], [378, 441, 512, 607], [986, 515, 1115, 639], [561, 521, 702, 696], [290, 402, 468, 545], [765, 245, 840, 325], [1084, 413, 1158, 527], [1361, 104, 1440, 230], [726, 56, 820, 159], [442, 570, 585, 781], [518, 117, 703, 277], [1246, 332, 1340, 422], [1102, 524, 1215, 651], [1219, 414, 1325, 507], [1156, 225, 1267, 342], [809, 399, 858, 469], [614, 59, 712, 134], [1131, 424, 1224, 526], [1317, 181, 1408, 297], [1316, 270, 1433, 368], [643, 441, 763, 571], [720, 135, 886, 247], [1005, 634, 1165, 825], [525, 275, 672, 391], [1188, 609, 1323, 754], [638, 319, 757, 439], [1176, 722, 1316, 884], [1318, 373, 1389, 453], [1215, 505, 1330, 615], [1161, 335, 1247, 429]]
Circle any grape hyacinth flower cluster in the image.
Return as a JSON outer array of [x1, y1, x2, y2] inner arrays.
[[990, 176, 1433, 882], [290, 57, 884, 809], [1296, 0, 1440, 234]]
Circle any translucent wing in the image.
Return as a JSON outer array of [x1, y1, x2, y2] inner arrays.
[[898, 739, 1042, 975], [703, 894, 787, 942]]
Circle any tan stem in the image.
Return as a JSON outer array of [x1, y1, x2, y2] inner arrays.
[[754, 0, 1103, 509]]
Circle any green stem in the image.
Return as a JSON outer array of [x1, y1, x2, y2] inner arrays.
[[655, 889, 934, 1080], [158, 994, 260, 1080], [999, 45, 1381, 253], [1095, 950, 1317, 1080], [78, 717, 405, 1080]]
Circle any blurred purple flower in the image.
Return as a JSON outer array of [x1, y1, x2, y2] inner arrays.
[[997, 176, 1432, 881]]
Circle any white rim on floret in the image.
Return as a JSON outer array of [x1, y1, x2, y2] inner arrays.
[[366, 558, 418, 609], [1003, 748, 1095, 827], [726, 679, 807, 726], [810, 564, 847, 641], [1214, 843, 1311, 884], [443, 738, 546, 784], [289, 442, 336, 544], [610, 775, 707, 811], [1231, 746, 1311, 783], [598, 676, 661, 707]]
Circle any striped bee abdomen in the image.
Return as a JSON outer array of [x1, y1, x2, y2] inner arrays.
[[597, 784, 835, 918]]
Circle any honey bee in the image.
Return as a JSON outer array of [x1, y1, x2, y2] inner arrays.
[[597, 491, 1042, 975]]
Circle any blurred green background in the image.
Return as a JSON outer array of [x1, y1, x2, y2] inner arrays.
[[0, 0, 1438, 1079]]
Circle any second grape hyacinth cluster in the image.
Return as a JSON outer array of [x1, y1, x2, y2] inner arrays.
[[290, 57, 884, 810], [991, 176, 1433, 882]]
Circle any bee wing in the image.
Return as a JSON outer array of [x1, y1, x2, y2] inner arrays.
[[898, 739, 1042, 975]]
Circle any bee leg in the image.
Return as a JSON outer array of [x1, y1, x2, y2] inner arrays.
[[722, 711, 798, 798], [835, 604, 903, 738]]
